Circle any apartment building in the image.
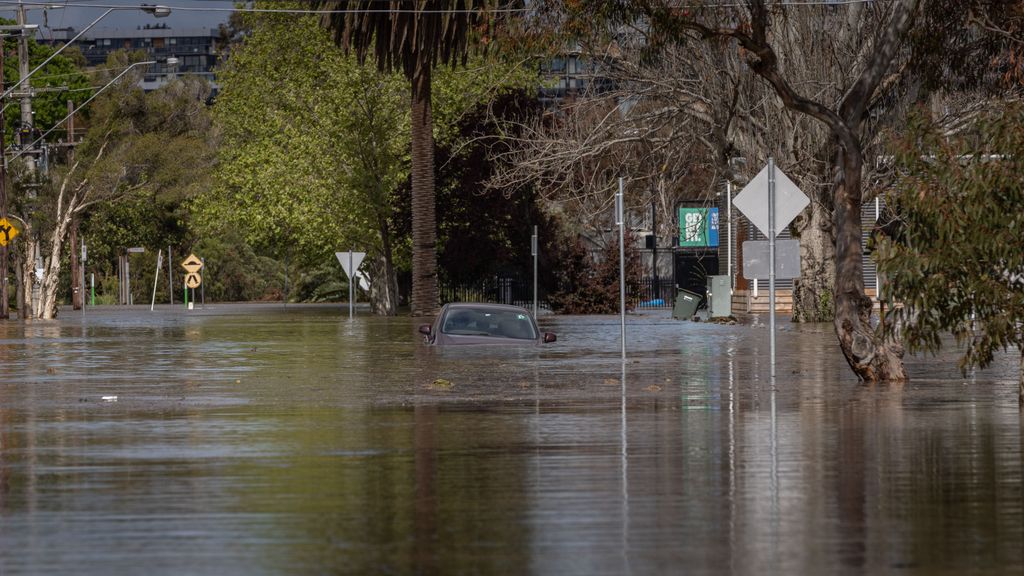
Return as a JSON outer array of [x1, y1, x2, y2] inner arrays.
[[39, 24, 219, 91]]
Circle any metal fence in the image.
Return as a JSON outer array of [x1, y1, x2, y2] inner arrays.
[[440, 274, 677, 311], [440, 273, 543, 309], [632, 278, 676, 309]]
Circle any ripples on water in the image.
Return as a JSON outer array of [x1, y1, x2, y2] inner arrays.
[[0, 304, 1020, 575]]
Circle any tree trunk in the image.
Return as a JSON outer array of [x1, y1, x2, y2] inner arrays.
[[38, 209, 74, 319], [70, 218, 81, 310], [833, 152, 906, 381], [14, 248, 24, 319], [0, 244, 7, 320], [18, 229, 35, 320], [792, 196, 836, 322], [409, 64, 439, 317], [368, 215, 399, 316]]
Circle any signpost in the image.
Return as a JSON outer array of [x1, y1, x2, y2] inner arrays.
[[616, 178, 626, 362], [531, 226, 538, 318], [150, 249, 163, 311], [733, 159, 810, 381], [335, 250, 366, 319], [181, 253, 203, 310], [742, 239, 801, 280]]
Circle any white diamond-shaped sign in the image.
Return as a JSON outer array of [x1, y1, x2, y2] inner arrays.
[[335, 252, 366, 279], [733, 163, 810, 238]]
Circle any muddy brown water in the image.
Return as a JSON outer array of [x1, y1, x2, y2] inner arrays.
[[0, 304, 1020, 575]]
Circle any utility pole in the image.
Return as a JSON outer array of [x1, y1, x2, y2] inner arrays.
[[68, 100, 82, 310], [16, 0, 36, 318], [651, 199, 658, 301], [15, 1, 33, 175], [0, 30, 8, 319]]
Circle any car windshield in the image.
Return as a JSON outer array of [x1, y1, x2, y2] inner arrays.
[[441, 308, 537, 340]]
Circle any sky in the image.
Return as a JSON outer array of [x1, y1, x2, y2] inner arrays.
[[6, 0, 234, 34]]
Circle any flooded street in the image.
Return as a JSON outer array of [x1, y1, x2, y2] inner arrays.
[[0, 304, 1021, 575]]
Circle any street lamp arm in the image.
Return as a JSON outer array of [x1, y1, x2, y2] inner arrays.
[[7, 60, 154, 163]]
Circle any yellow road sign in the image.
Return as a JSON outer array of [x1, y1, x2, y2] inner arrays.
[[185, 272, 202, 289], [181, 253, 203, 273], [0, 217, 19, 247]]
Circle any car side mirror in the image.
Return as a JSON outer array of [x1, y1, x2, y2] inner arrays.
[[418, 324, 432, 336], [543, 332, 557, 343]]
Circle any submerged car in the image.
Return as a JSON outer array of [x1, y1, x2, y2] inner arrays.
[[419, 303, 557, 346]]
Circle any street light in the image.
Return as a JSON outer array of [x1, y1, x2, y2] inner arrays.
[[8, 57, 179, 162], [1, 4, 172, 99]]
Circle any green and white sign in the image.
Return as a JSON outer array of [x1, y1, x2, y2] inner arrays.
[[678, 207, 719, 247]]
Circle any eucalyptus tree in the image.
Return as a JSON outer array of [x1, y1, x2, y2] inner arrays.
[[21, 68, 216, 319], [317, 0, 497, 316], [554, 0, 923, 382], [875, 106, 1024, 405]]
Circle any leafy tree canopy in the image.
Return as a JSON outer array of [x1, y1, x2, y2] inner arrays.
[[876, 104, 1024, 377], [196, 7, 539, 266]]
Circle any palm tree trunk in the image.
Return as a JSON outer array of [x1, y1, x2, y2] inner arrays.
[[410, 65, 439, 317]]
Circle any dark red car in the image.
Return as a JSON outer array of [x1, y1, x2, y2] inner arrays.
[[419, 303, 557, 345]]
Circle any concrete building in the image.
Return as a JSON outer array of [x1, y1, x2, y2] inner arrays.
[[39, 24, 220, 91]]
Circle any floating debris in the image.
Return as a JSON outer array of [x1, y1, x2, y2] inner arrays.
[[101, 396, 118, 402], [429, 378, 453, 390]]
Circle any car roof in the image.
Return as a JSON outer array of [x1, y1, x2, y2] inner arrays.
[[443, 303, 532, 314]]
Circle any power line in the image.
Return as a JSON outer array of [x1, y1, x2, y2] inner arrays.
[[0, 1, 531, 15]]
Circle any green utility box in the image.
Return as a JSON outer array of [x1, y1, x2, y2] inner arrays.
[[707, 275, 732, 318], [673, 288, 702, 320]]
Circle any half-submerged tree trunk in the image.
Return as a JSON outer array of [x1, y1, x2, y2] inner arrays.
[[833, 150, 906, 381], [18, 226, 35, 319], [410, 65, 439, 317], [37, 201, 77, 319]]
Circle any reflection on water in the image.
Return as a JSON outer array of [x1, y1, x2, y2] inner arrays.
[[0, 304, 1021, 575]]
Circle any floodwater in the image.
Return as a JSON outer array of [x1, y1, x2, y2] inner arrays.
[[0, 304, 1020, 575]]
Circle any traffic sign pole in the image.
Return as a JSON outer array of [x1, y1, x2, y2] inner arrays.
[[151, 249, 162, 311], [532, 225, 538, 318], [734, 160, 809, 385], [349, 249, 354, 319], [768, 157, 776, 383], [617, 177, 626, 362]]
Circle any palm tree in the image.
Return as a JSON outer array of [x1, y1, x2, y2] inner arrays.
[[318, 0, 491, 316]]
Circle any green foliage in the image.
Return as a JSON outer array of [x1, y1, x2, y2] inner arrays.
[[198, 3, 541, 292], [194, 233, 284, 302], [0, 20, 92, 138], [548, 230, 642, 314], [875, 104, 1024, 371], [61, 59, 216, 304], [196, 6, 408, 266]]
